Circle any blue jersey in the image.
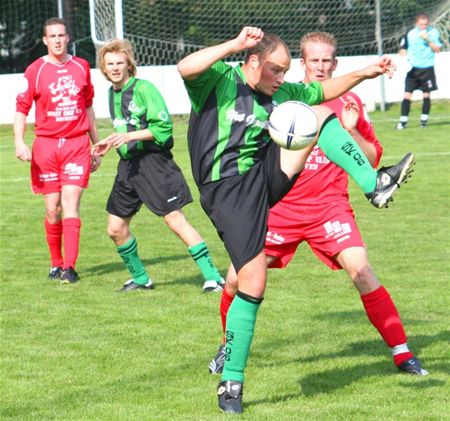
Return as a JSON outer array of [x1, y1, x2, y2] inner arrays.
[[400, 26, 442, 68]]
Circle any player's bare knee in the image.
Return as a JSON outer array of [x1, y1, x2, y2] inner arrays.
[[280, 148, 310, 178], [351, 266, 380, 293], [45, 206, 61, 223], [107, 225, 120, 241], [225, 273, 239, 292], [311, 105, 334, 127], [163, 209, 185, 231], [107, 222, 129, 243]]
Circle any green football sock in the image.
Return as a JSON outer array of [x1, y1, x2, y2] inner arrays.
[[117, 236, 149, 285], [318, 116, 377, 193], [188, 241, 222, 281], [222, 292, 263, 383]]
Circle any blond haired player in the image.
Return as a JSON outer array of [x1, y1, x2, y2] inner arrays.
[[94, 38, 224, 292]]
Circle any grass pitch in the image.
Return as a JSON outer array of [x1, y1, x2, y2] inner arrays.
[[1, 101, 449, 420]]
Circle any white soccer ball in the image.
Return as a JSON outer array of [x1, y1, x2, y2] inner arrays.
[[268, 101, 318, 150]]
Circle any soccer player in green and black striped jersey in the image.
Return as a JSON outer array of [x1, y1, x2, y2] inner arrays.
[[94, 38, 224, 293], [178, 26, 415, 414]]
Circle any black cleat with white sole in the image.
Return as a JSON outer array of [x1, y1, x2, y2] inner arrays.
[[217, 380, 243, 414], [118, 279, 154, 292], [60, 267, 79, 284], [209, 344, 226, 374], [48, 266, 63, 280], [365, 152, 415, 208], [398, 357, 428, 376]]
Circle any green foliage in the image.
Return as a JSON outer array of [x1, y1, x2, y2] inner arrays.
[[1, 102, 449, 419]]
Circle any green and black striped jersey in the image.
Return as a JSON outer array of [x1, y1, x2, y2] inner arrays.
[[108, 77, 173, 159], [184, 61, 324, 187]]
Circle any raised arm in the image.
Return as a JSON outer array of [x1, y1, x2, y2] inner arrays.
[[321, 55, 395, 101], [177, 26, 264, 80]]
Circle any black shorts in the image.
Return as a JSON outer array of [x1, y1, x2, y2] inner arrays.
[[106, 151, 193, 218], [199, 142, 298, 272], [405, 66, 438, 93]]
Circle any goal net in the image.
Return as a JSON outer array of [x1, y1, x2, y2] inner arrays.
[[89, 0, 450, 65], [1, 0, 448, 73]]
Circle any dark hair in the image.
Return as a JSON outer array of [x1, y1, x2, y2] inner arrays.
[[415, 12, 430, 21], [43, 17, 67, 36], [244, 33, 290, 63]]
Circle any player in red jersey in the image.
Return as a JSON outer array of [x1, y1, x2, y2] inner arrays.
[[209, 32, 427, 377], [14, 17, 101, 284]]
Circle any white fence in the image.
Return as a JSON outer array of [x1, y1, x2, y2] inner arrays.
[[1, 52, 449, 125]]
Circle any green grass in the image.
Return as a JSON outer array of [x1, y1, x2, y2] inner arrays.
[[1, 102, 449, 420]]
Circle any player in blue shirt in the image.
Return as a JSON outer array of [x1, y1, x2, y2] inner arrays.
[[397, 12, 442, 129]]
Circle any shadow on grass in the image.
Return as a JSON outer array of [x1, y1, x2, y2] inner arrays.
[[87, 254, 189, 275], [85, 255, 227, 288], [244, 357, 447, 410], [243, 331, 448, 411], [412, 120, 450, 128], [250, 325, 448, 401], [255, 309, 448, 364], [297, 356, 447, 397]]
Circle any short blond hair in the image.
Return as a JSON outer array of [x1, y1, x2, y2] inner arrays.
[[299, 32, 337, 60], [98, 38, 137, 80]]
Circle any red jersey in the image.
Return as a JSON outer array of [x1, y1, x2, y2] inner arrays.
[[16, 55, 94, 139], [278, 93, 383, 207]]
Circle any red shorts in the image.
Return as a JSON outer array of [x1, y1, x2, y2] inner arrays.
[[31, 135, 91, 194], [265, 200, 365, 270]]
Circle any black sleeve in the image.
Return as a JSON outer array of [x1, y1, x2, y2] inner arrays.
[[399, 32, 409, 49]]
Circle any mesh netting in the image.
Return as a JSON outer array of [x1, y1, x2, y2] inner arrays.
[[1, 0, 449, 72], [92, 0, 450, 65]]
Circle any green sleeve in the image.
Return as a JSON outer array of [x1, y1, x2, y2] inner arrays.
[[138, 80, 173, 147], [183, 61, 231, 113], [275, 81, 324, 106]]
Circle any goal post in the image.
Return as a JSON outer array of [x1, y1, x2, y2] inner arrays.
[[89, 0, 123, 46]]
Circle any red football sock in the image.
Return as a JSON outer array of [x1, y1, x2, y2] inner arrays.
[[361, 285, 413, 366], [45, 219, 63, 267], [62, 218, 81, 269], [220, 289, 235, 341]]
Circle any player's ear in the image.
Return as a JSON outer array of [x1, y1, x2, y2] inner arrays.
[[333, 58, 338, 72], [42, 36, 48, 46], [249, 54, 259, 69]]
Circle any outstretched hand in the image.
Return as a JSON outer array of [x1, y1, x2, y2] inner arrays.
[[93, 133, 130, 157], [92, 139, 112, 157], [364, 55, 396, 79]]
